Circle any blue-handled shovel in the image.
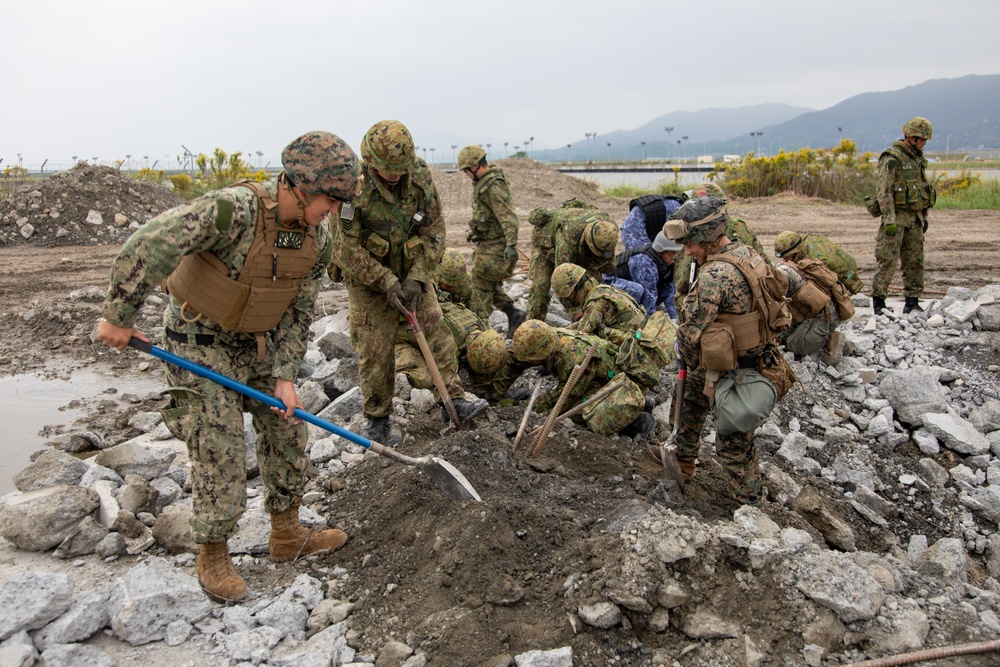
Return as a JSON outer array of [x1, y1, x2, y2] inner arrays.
[[128, 337, 481, 502]]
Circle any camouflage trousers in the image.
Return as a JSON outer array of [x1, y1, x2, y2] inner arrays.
[[471, 240, 515, 311], [394, 343, 436, 391], [526, 245, 556, 321], [871, 211, 925, 299], [674, 366, 762, 508], [347, 280, 462, 416], [160, 328, 306, 544]]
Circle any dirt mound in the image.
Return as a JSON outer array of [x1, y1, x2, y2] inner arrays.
[[0, 164, 186, 248]]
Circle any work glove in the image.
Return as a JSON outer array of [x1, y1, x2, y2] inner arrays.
[[387, 280, 406, 306], [922, 216, 928, 233], [401, 278, 424, 309], [504, 245, 519, 264], [883, 221, 897, 237]]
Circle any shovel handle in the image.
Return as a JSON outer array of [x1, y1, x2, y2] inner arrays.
[[127, 337, 413, 462], [512, 379, 544, 452], [529, 340, 598, 458]]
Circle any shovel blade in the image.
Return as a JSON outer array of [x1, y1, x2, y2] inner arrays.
[[421, 456, 481, 501]]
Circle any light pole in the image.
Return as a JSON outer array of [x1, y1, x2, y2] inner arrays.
[[143, 155, 149, 168], [530, 136, 535, 157], [682, 136, 689, 159], [664, 126, 674, 159], [945, 135, 951, 161], [837, 127, 843, 145], [92, 156, 98, 166], [17, 153, 23, 167], [606, 142, 612, 162], [640, 141, 647, 161], [584, 133, 593, 161], [125, 154, 132, 171], [503, 142, 508, 158], [451, 145, 458, 165]]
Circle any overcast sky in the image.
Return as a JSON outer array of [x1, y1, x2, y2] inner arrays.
[[4, 0, 999, 169]]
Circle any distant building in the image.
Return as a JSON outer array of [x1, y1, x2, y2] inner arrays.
[[697, 155, 714, 164]]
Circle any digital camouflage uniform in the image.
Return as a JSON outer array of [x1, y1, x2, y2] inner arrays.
[[468, 165, 520, 311], [332, 157, 464, 417], [565, 282, 647, 346], [526, 200, 616, 321], [437, 269, 492, 322], [395, 300, 505, 392], [674, 216, 768, 303], [103, 179, 329, 543], [777, 233, 864, 295], [777, 262, 838, 358], [872, 140, 934, 300], [676, 242, 765, 508]]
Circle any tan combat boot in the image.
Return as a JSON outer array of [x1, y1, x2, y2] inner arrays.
[[269, 500, 347, 563], [196, 542, 247, 602], [677, 459, 696, 479]]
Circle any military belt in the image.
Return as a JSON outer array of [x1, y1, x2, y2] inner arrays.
[[166, 328, 215, 346], [737, 354, 759, 369]]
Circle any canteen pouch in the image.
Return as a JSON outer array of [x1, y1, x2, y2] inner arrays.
[[758, 342, 796, 401], [699, 321, 738, 372]]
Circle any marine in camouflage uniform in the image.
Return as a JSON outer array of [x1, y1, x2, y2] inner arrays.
[[776, 262, 839, 358], [773, 231, 864, 295], [395, 300, 508, 393], [668, 197, 770, 508], [673, 182, 769, 316], [552, 262, 647, 346], [510, 320, 646, 435], [458, 145, 524, 332], [436, 248, 491, 321], [872, 117, 936, 315], [331, 120, 486, 440], [97, 131, 358, 601], [526, 199, 618, 322]]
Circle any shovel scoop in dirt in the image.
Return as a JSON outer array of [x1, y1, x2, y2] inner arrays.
[[128, 338, 481, 502]]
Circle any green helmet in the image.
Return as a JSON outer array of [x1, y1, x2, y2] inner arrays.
[[902, 117, 933, 140], [663, 196, 728, 245], [512, 319, 556, 363], [466, 329, 508, 375], [694, 181, 725, 197], [360, 120, 415, 177], [281, 131, 360, 200], [551, 263, 588, 299], [528, 207, 551, 227], [438, 248, 467, 285], [774, 231, 804, 258], [583, 220, 618, 257], [458, 145, 487, 170]]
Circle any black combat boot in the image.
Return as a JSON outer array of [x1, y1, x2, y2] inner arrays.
[[446, 396, 489, 423], [503, 303, 526, 336], [871, 296, 887, 315], [622, 412, 656, 439], [903, 297, 924, 314], [358, 416, 400, 446]]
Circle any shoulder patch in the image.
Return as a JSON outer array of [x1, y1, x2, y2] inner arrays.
[[214, 198, 234, 232]]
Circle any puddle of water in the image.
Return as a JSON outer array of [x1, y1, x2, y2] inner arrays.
[[0, 368, 161, 495]]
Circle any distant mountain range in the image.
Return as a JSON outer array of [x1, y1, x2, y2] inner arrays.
[[539, 74, 1000, 160]]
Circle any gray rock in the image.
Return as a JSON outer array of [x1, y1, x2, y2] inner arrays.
[[13, 449, 88, 492], [912, 428, 940, 455], [970, 398, 1000, 433], [917, 458, 949, 487], [920, 412, 991, 455], [577, 601, 621, 629], [108, 556, 212, 645], [164, 619, 192, 646], [851, 485, 898, 519], [514, 646, 573, 667], [977, 304, 1000, 331], [316, 330, 355, 360], [94, 439, 176, 480], [916, 537, 967, 583], [116, 474, 159, 515], [31, 585, 111, 650], [0, 572, 74, 640], [680, 609, 740, 639], [254, 599, 309, 640], [78, 464, 123, 489], [0, 485, 100, 551], [793, 550, 884, 622], [307, 599, 354, 632], [791, 486, 856, 552], [0, 630, 37, 667], [878, 367, 949, 425], [95, 532, 126, 558], [52, 515, 108, 558], [223, 626, 283, 663], [269, 622, 355, 667], [149, 476, 183, 514], [317, 386, 363, 422], [959, 485, 1000, 524], [229, 509, 270, 555], [376, 639, 414, 666], [151, 504, 197, 554], [39, 644, 115, 667], [298, 380, 330, 415]]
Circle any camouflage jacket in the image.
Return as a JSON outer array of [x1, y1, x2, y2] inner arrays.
[[798, 234, 864, 295], [470, 165, 519, 246], [103, 178, 331, 380], [332, 159, 444, 293], [536, 328, 620, 412], [675, 216, 768, 297], [553, 205, 616, 277], [436, 274, 492, 321], [877, 140, 935, 222], [677, 242, 758, 369], [568, 283, 646, 345]]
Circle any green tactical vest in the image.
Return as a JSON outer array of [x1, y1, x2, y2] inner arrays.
[[440, 300, 484, 352], [882, 142, 936, 213]]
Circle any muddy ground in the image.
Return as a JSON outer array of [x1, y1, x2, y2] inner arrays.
[[1, 161, 999, 666]]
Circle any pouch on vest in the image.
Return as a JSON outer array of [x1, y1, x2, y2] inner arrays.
[[785, 317, 832, 358], [403, 235, 424, 263], [700, 320, 738, 372], [789, 280, 830, 323], [831, 283, 856, 320], [582, 376, 645, 436], [714, 368, 777, 436], [758, 342, 796, 402], [363, 232, 390, 259]]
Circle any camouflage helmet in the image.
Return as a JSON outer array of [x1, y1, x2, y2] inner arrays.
[[663, 196, 728, 245], [281, 131, 360, 200], [528, 206, 552, 227], [458, 145, 487, 170], [466, 329, 508, 375], [551, 263, 588, 299], [438, 248, 467, 285], [902, 117, 933, 140], [512, 319, 556, 363], [694, 181, 725, 197], [774, 231, 805, 258], [360, 120, 415, 177], [583, 219, 618, 258]]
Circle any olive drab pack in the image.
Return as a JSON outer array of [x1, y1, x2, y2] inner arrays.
[[800, 235, 864, 295], [614, 310, 677, 390], [793, 257, 856, 321], [162, 180, 319, 359], [582, 375, 645, 436]]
